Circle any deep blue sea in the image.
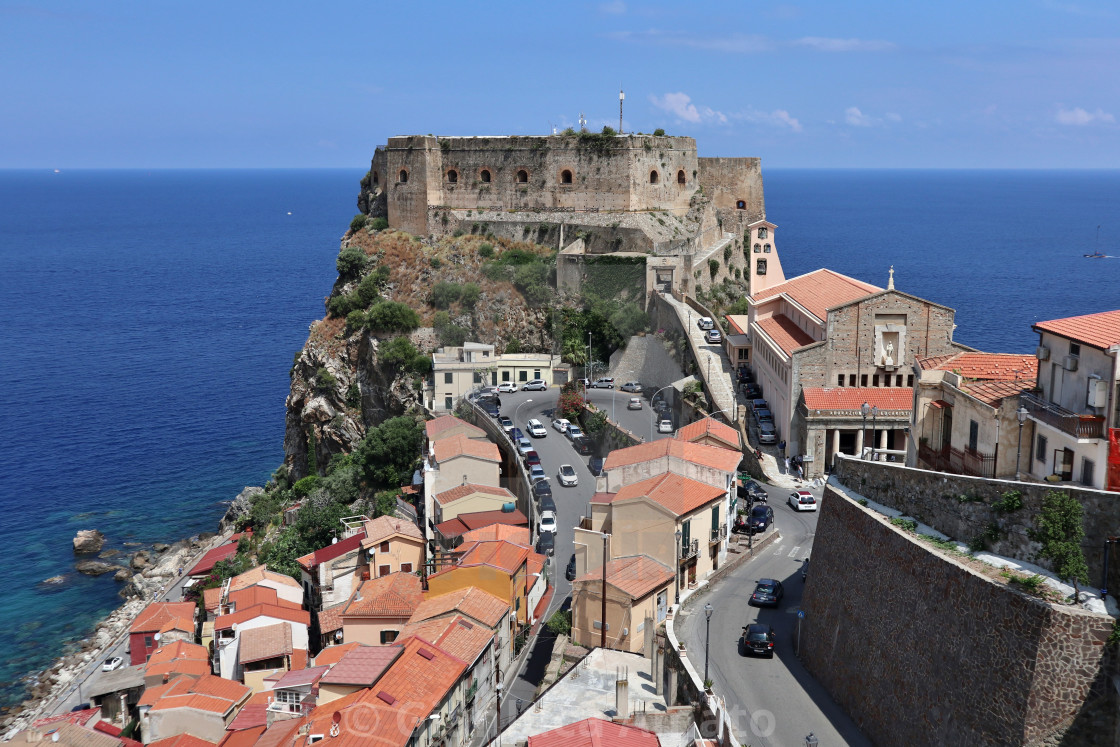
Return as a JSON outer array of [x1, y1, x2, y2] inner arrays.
[[0, 168, 1117, 710]]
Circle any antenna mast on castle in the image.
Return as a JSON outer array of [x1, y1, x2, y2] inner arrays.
[[619, 87, 625, 134], [579, 112, 587, 132]]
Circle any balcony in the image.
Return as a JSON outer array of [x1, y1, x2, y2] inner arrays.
[[918, 442, 996, 479], [1021, 392, 1106, 440], [679, 538, 699, 562], [710, 524, 727, 544]]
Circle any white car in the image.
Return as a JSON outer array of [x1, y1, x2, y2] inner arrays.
[[566, 425, 584, 440], [497, 382, 518, 393], [527, 419, 547, 438], [657, 419, 673, 433], [706, 329, 722, 344], [697, 316, 714, 330], [627, 397, 642, 410], [529, 465, 547, 483], [552, 418, 572, 433], [522, 379, 548, 391], [517, 438, 533, 456], [102, 656, 124, 672], [558, 464, 578, 487], [788, 490, 818, 512], [539, 510, 557, 534]]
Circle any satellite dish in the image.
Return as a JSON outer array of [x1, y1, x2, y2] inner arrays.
[[52, 734, 60, 743], [153, 633, 162, 642]]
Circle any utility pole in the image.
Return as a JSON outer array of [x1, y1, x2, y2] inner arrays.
[[619, 88, 625, 134], [494, 659, 503, 740], [601, 533, 609, 648]]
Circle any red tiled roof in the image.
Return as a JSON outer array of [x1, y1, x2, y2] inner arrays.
[[270, 665, 329, 690], [343, 572, 423, 618], [224, 703, 268, 733], [244, 719, 300, 747], [31, 708, 100, 730], [1034, 309, 1120, 350], [187, 674, 252, 703], [431, 434, 500, 464], [961, 379, 1034, 407], [144, 659, 211, 681], [313, 641, 361, 667], [802, 387, 914, 412], [610, 472, 726, 517], [320, 645, 403, 686], [202, 587, 222, 614], [11, 723, 126, 747], [674, 416, 740, 449], [527, 717, 661, 747], [434, 509, 528, 539], [399, 615, 493, 665], [228, 565, 301, 592], [918, 351, 1038, 381], [226, 586, 280, 611], [187, 543, 238, 577], [138, 676, 192, 707], [575, 555, 674, 600], [452, 540, 529, 575], [317, 603, 346, 635], [148, 736, 218, 747], [750, 267, 881, 320], [131, 602, 196, 635], [459, 524, 531, 546], [217, 727, 266, 747], [602, 439, 742, 473], [754, 314, 816, 356], [434, 482, 515, 506], [149, 693, 235, 716], [237, 622, 293, 664], [425, 414, 486, 440], [296, 531, 366, 572], [213, 603, 309, 632], [409, 587, 510, 629], [526, 553, 546, 578], [362, 515, 423, 546]]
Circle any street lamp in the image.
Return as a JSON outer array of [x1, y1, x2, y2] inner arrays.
[[674, 529, 682, 605], [860, 402, 870, 459], [703, 603, 714, 684], [805, 733, 819, 747], [651, 384, 674, 442], [1015, 405, 1028, 480], [515, 398, 534, 430], [871, 405, 879, 461]]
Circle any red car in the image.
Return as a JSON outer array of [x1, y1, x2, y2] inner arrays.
[[524, 451, 541, 466]]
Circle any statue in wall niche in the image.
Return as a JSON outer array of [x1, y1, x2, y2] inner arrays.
[[884, 340, 894, 367]]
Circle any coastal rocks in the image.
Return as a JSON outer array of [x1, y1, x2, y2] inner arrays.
[[113, 569, 130, 583], [198, 531, 216, 542], [40, 575, 65, 586], [72, 529, 105, 554], [75, 560, 121, 576], [130, 551, 150, 570], [98, 549, 120, 559], [153, 542, 170, 553], [220, 486, 263, 532]]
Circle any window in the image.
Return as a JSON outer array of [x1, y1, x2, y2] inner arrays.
[[763, 244, 771, 253], [401, 563, 413, 573], [372, 171, 379, 185], [144, 636, 153, 647], [444, 396, 453, 410], [968, 420, 979, 452], [736, 200, 746, 209], [849, 374, 856, 386], [480, 169, 491, 183], [681, 520, 691, 547], [399, 169, 408, 183], [873, 374, 880, 387], [1036, 434, 1047, 462], [837, 375, 845, 386], [677, 170, 686, 184], [907, 374, 914, 387], [534, 370, 541, 379], [756, 258, 767, 275], [380, 541, 390, 553], [473, 372, 482, 384], [754, 244, 761, 253], [380, 630, 399, 644], [444, 372, 453, 384], [519, 370, 528, 381], [560, 169, 573, 184], [758, 227, 768, 239], [378, 564, 391, 577], [516, 169, 528, 183], [502, 371, 510, 382], [1070, 342, 1081, 357], [650, 170, 659, 184], [861, 374, 868, 387], [275, 689, 301, 705], [1081, 459, 1095, 486], [447, 170, 458, 183]]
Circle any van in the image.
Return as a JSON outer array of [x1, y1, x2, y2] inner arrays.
[[758, 422, 777, 444]]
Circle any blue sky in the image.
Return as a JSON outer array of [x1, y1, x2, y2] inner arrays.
[[2, 0, 1118, 168]]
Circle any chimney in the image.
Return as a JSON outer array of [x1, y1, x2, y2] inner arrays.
[[615, 666, 629, 720]]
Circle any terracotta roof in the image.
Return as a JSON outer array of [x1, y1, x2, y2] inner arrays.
[[1034, 309, 1120, 350], [320, 644, 403, 686], [271, 665, 329, 690], [354, 637, 466, 737], [527, 717, 661, 747], [802, 387, 914, 412], [217, 727, 265, 747], [226, 586, 280, 611], [237, 622, 293, 664], [453, 540, 530, 575], [296, 531, 366, 572], [313, 641, 361, 667], [754, 314, 816, 356], [229, 564, 301, 592], [434, 482, 515, 506], [425, 414, 486, 440], [576, 555, 674, 600], [131, 602, 196, 635], [224, 700, 268, 732], [148, 737, 218, 747], [30, 708, 99, 730], [138, 675, 193, 707], [362, 515, 424, 546], [144, 659, 211, 681], [10, 723, 125, 747], [187, 674, 252, 703], [434, 508, 528, 539], [674, 416, 740, 449], [187, 543, 238, 577], [244, 719, 301, 747], [399, 615, 493, 665], [961, 379, 1034, 407], [610, 472, 726, 517], [317, 603, 346, 635], [918, 351, 1038, 381], [343, 572, 423, 618], [410, 587, 510, 629], [591, 491, 616, 504], [213, 604, 309, 632], [602, 439, 742, 474], [750, 267, 881, 321], [149, 693, 236, 716], [459, 524, 530, 546], [725, 314, 749, 335], [527, 553, 546, 578], [431, 433, 500, 464], [202, 587, 222, 614]]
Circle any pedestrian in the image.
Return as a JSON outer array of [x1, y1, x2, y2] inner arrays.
[[784, 456, 791, 472], [778, 439, 786, 457]]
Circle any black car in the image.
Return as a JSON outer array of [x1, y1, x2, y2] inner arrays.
[[539, 493, 556, 513], [737, 504, 773, 534], [754, 408, 774, 424], [565, 554, 577, 581], [533, 479, 553, 500], [481, 401, 500, 417], [740, 623, 776, 657], [737, 480, 768, 504], [536, 532, 555, 556], [571, 435, 594, 455], [750, 578, 784, 607], [588, 456, 604, 476]]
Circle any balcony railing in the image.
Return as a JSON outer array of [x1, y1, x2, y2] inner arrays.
[[918, 442, 996, 479], [1021, 391, 1106, 439], [710, 524, 727, 543], [679, 538, 699, 561]]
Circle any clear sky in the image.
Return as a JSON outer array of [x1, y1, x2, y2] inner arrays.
[[3, 0, 1118, 168]]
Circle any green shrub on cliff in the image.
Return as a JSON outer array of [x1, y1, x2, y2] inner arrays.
[[431, 282, 461, 309], [653, 128, 666, 136], [355, 416, 424, 490], [380, 336, 419, 367], [292, 475, 321, 498], [314, 367, 338, 391], [350, 214, 368, 231], [369, 217, 389, 231], [337, 247, 368, 278], [460, 283, 481, 309], [1029, 490, 1090, 597], [366, 301, 420, 333]]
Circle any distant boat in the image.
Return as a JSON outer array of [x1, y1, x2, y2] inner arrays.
[[1084, 251, 1107, 258]]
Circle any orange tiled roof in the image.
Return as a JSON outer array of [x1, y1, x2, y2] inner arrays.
[[674, 416, 740, 449], [319, 644, 402, 686], [217, 728, 265, 747], [313, 641, 361, 667], [149, 735, 218, 747], [409, 587, 510, 628], [317, 603, 346, 635], [918, 351, 1038, 381], [237, 622, 293, 664], [602, 439, 742, 473], [362, 515, 423, 546], [399, 615, 493, 665], [434, 482, 515, 506], [296, 531, 366, 572], [187, 674, 252, 703], [148, 693, 234, 716], [202, 587, 222, 614], [459, 524, 530, 546], [527, 717, 661, 747], [610, 472, 726, 517], [244, 718, 301, 747], [144, 659, 211, 680], [526, 554, 545, 578], [343, 572, 423, 618], [961, 379, 1034, 407], [138, 676, 192, 707], [226, 586, 280, 611], [802, 387, 914, 412], [146, 640, 209, 666], [1034, 309, 1120, 350], [576, 555, 674, 600], [131, 602, 196, 635], [750, 267, 881, 320], [431, 434, 500, 464], [434, 509, 529, 539], [425, 414, 486, 440], [754, 314, 816, 356], [454, 540, 530, 575], [228, 564, 301, 592], [213, 603, 309, 632]]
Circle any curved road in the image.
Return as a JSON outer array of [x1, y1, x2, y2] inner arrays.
[[674, 484, 870, 747]]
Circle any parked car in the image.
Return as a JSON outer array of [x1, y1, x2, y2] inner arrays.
[[481, 401, 500, 417], [571, 435, 594, 455], [527, 418, 547, 438], [740, 504, 773, 534], [697, 316, 715, 330], [552, 418, 572, 433], [522, 379, 548, 391], [738, 479, 768, 503], [620, 381, 642, 393], [565, 554, 577, 581], [558, 464, 578, 487], [788, 490, 818, 512], [754, 408, 774, 424], [565, 424, 584, 440], [529, 465, 547, 483], [497, 382, 518, 393], [578, 378, 591, 389], [657, 419, 673, 434], [740, 623, 776, 657], [705, 329, 722, 344], [517, 438, 533, 457], [498, 416, 514, 432], [591, 377, 615, 389], [750, 398, 768, 412], [510, 427, 524, 442], [534, 480, 553, 501], [102, 656, 124, 672], [627, 397, 642, 410], [588, 456, 604, 476], [524, 450, 541, 466], [743, 383, 762, 399], [536, 532, 555, 556], [539, 510, 557, 534], [750, 578, 784, 607], [758, 422, 777, 444]]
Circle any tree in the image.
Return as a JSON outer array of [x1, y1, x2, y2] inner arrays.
[[431, 282, 461, 309], [557, 390, 585, 421], [460, 283, 481, 310], [354, 416, 424, 490], [336, 247, 368, 278], [608, 303, 649, 340], [562, 337, 587, 366], [366, 301, 420, 333], [380, 336, 419, 367], [1029, 490, 1090, 600], [653, 128, 666, 136]]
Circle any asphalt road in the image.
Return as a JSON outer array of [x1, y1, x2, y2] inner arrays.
[[675, 484, 871, 747]]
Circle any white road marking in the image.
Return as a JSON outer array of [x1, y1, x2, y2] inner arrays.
[[789, 546, 800, 557], [773, 544, 784, 555]]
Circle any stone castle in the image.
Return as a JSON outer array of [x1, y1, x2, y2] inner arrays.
[[357, 133, 784, 300]]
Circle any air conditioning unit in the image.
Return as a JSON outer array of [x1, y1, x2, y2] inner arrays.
[[1062, 355, 1079, 372], [620, 628, 629, 637], [1088, 377, 1108, 408], [1036, 345, 1050, 361]]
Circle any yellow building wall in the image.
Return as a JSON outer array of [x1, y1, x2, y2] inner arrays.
[[438, 494, 513, 522], [428, 457, 501, 495], [244, 667, 284, 694], [427, 565, 525, 623], [342, 616, 411, 646], [367, 537, 424, 578], [318, 683, 362, 705]]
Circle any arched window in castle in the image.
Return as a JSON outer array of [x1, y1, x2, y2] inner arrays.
[[757, 258, 767, 275], [754, 243, 761, 253], [677, 170, 686, 184], [763, 244, 771, 253], [398, 169, 408, 184], [447, 170, 458, 184], [516, 169, 528, 183], [736, 200, 746, 210], [758, 227, 768, 239], [650, 170, 659, 184], [561, 169, 573, 184], [480, 169, 491, 183]]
